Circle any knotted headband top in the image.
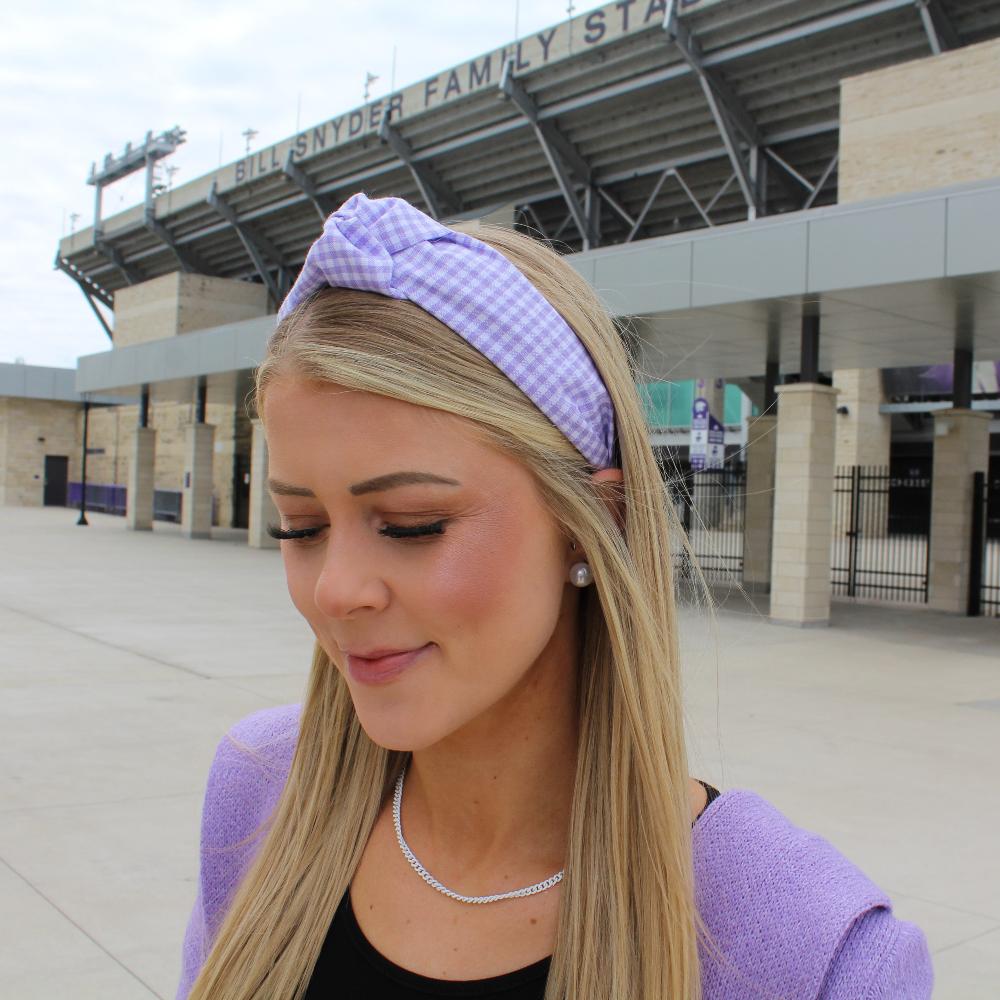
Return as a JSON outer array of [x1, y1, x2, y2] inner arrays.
[[277, 193, 617, 469]]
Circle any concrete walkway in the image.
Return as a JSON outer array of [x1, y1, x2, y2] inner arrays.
[[1, 507, 997, 998]]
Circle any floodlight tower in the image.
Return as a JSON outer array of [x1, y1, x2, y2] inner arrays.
[[86, 126, 186, 240]]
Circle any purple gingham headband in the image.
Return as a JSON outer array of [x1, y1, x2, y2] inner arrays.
[[278, 193, 617, 469]]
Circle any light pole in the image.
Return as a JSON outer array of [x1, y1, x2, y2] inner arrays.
[[77, 399, 90, 526]]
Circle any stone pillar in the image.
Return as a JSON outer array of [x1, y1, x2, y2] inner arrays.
[[126, 427, 156, 531], [182, 423, 215, 539], [833, 368, 891, 538], [928, 409, 991, 613], [769, 384, 839, 626], [742, 415, 777, 592], [248, 419, 279, 549], [832, 369, 891, 467]]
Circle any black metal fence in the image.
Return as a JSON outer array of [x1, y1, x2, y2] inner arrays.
[[831, 465, 930, 604], [970, 469, 1000, 618], [667, 466, 746, 584]]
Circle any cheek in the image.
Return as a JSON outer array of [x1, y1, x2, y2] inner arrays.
[[420, 513, 564, 643], [281, 551, 323, 624]]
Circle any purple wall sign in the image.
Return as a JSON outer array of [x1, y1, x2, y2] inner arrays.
[[690, 377, 725, 470]]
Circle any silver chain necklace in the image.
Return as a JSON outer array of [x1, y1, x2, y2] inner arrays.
[[392, 762, 564, 905]]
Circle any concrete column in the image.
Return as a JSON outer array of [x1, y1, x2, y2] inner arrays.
[[832, 368, 891, 538], [928, 408, 991, 613], [181, 423, 215, 539], [769, 384, 839, 626], [126, 427, 156, 531], [742, 414, 777, 592], [248, 419, 279, 549], [833, 369, 891, 467]]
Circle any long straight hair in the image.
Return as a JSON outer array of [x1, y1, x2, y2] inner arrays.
[[186, 221, 717, 999]]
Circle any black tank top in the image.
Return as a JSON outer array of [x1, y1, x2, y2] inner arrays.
[[303, 780, 722, 998]]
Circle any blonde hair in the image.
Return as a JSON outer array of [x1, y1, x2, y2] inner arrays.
[[187, 222, 719, 999]]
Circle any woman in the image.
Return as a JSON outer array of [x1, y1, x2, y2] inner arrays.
[[176, 193, 933, 999]]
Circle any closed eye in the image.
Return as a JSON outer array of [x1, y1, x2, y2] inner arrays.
[[265, 521, 447, 543], [266, 524, 322, 541], [379, 520, 446, 539]]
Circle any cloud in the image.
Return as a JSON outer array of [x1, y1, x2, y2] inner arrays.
[[0, 0, 569, 368]]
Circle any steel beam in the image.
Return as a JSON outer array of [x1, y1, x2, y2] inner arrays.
[[915, 0, 960, 54], [55, 255, 114, 339], [499, 58, 599, 249], [627, 169, 671, 242], [705, 172, 736, 214], [761, 147, 831, 207], [82, 294, 113, 340], [553, 212, 574, 241], [522, 203, 551, 241], [803, 153, 839, 210], [378, 117, 461, 220], [625, 167, 715, 243], [54, 254, 113, 308], [801, 312, 820, 384], [144, 214, 202, 274], [75, 119, 843, 285], [663, 0, 763, 218], [64, 0, 913, 286], [763, 148, 813, 193], [94, 237, 139, 285], [671, 169, 713, 228], [283, 153, 333, 223], [953, 345, 973, 409], [597, 187, 635, 229], [207, 183, 284, 302], [585, 186, 602, 247]]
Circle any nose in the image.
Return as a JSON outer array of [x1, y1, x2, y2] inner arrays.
[[312, 535, 391, 619]]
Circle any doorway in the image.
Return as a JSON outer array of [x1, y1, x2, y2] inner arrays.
[[44, 455, 69, 506]]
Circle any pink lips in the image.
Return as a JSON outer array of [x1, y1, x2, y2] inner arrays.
[[346, 643, 433, 685]]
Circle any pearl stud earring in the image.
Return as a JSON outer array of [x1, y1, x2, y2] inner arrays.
[[569, 540, 593, 587]]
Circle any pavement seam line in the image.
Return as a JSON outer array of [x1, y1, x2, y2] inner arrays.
[[930, 921, 1000, 956], [0, 790, 198, 817], [0, 601, 211, 679], [0, 854, 165, 999]]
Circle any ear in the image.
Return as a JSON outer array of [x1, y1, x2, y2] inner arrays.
[[588, 467, 626, 534]]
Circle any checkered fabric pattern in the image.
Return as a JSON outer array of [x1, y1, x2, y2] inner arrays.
[[278, 193, 617, 469]]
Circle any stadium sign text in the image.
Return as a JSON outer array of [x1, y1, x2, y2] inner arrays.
[[231, 0, 725, 187]]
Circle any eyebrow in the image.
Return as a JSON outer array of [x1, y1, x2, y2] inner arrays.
[[267, 471, 461, 498]]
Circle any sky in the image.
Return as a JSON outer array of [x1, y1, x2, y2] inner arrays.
[[0, 0, 577, 370]]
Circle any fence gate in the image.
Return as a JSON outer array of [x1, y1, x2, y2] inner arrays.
[[669, 466, 746, 584], [831, 464, 930, 604], [969, 469, 1000, 618]]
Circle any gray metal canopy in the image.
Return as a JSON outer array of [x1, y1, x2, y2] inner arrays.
[[571, 178, 1000, 382], [74, 177, 1000, 401], [56, 0, 1000, 315]]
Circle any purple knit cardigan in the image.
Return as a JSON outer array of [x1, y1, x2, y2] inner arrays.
[[176, 704, 933, 999]]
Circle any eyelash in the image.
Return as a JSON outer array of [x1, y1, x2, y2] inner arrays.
[[265, 520, 446, 543]]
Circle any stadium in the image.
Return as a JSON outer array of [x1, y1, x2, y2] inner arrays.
[[3, 0, 1000, 623]]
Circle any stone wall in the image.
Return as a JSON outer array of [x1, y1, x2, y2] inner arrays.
[[113, 273, 268, 347], [0, 397, 80, 506], [175, 275, 269, 335], [112, 273, 183, 347], [111, 400, 239, 526], [0, 394, 244, 526], [840, 36, 1000, 203]]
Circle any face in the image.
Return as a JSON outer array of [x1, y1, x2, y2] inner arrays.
[[262, 376, 583, 752]]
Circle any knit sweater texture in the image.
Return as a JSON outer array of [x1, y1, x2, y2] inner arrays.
[[176, 704, 933, 999]]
